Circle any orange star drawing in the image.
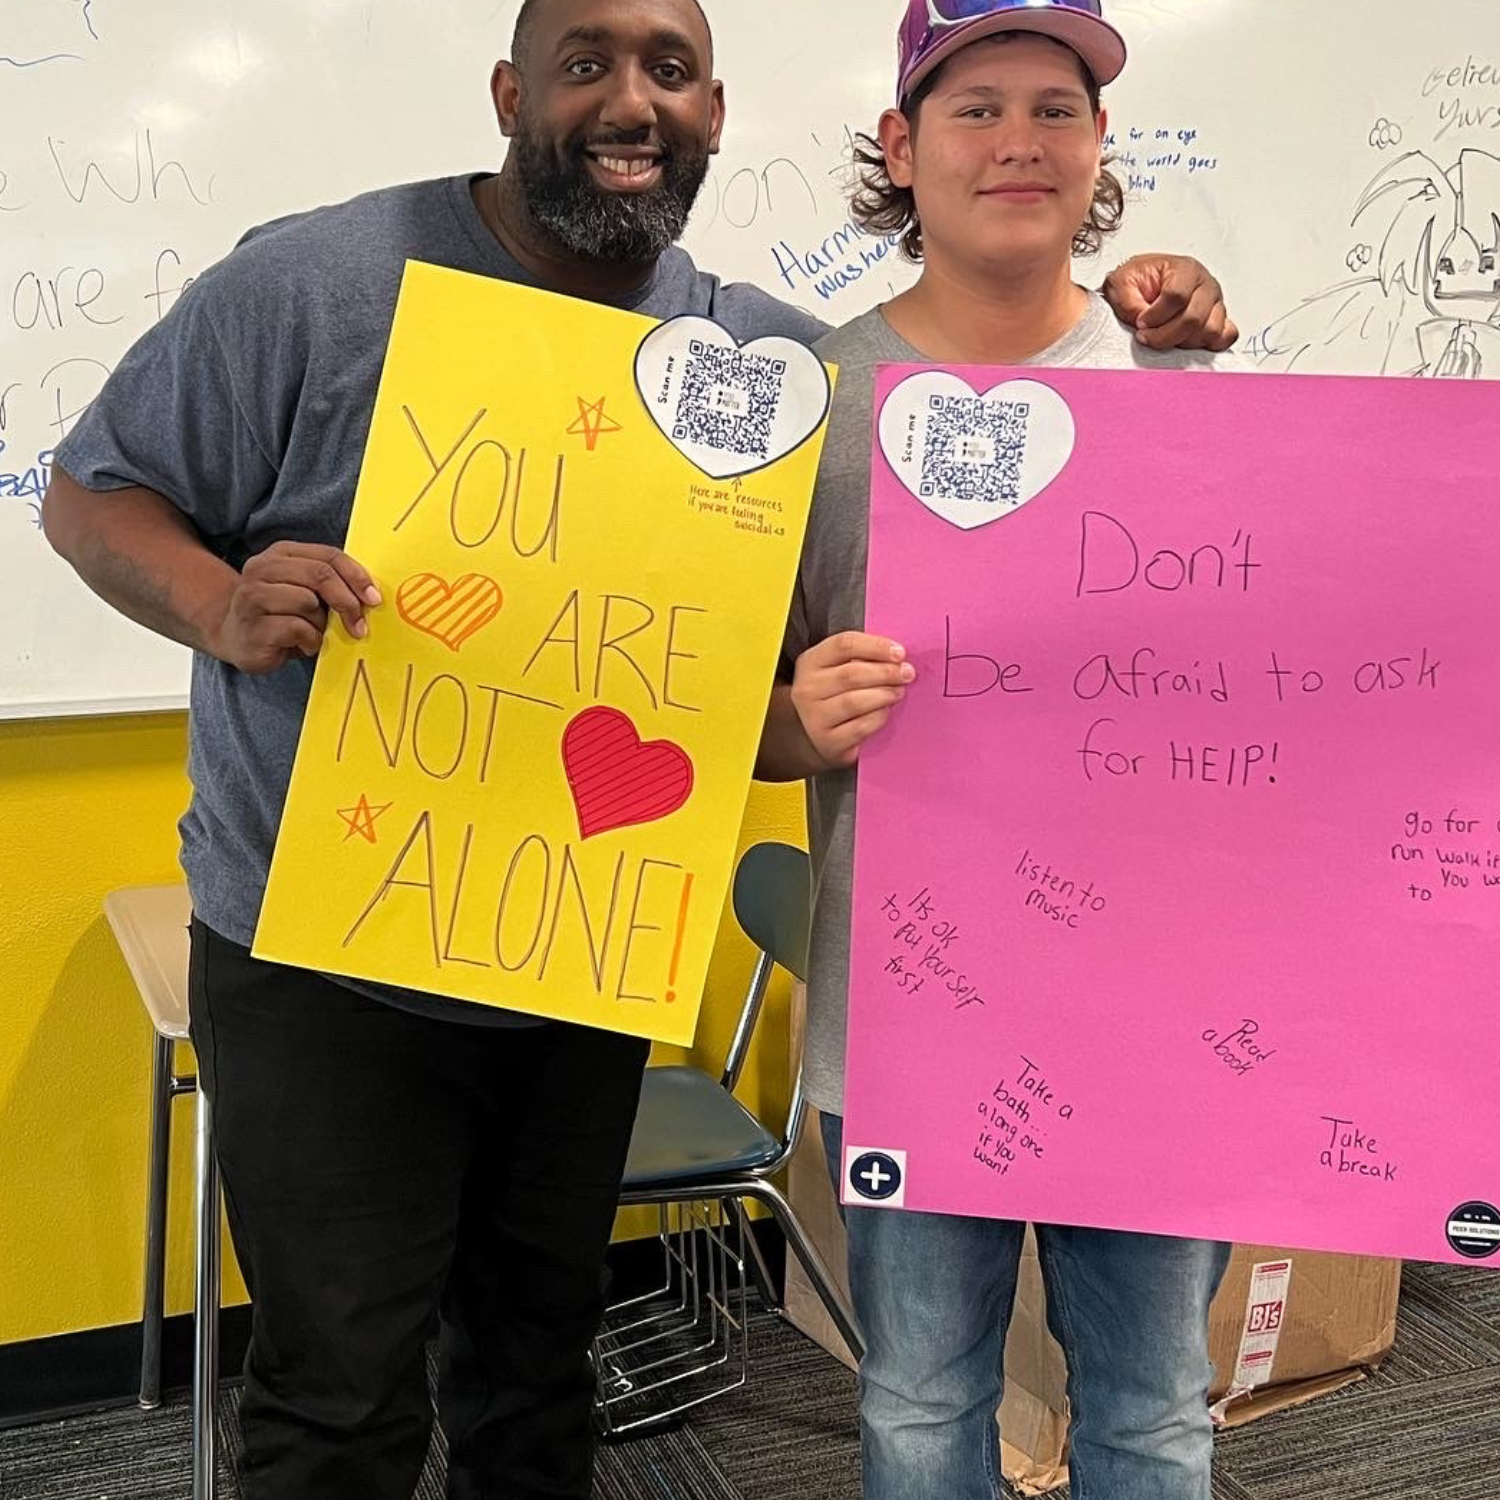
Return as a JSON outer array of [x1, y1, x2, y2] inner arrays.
[[337, 794, 393, 845], [567, 395, 623, 452]]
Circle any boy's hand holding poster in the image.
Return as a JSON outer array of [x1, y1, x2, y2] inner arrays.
[[842, 363, 1500, 1268], [256, 265, 832, 1047]]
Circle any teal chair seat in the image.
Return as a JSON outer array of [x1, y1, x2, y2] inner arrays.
[[625, 1065, 781, 1184]]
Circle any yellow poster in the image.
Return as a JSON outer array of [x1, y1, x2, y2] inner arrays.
[[255, 263, 832, 1046]]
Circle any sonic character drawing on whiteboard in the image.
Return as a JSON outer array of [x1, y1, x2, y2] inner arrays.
[[1249, 147, 1500, 378]]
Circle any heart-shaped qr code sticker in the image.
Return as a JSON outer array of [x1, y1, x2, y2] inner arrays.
[[878, 374, 1076, 531], [634, 316, 832, 480]]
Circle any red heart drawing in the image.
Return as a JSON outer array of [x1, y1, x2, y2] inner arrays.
[[396, 573, 503, 652], [563, 707, 695, 840]]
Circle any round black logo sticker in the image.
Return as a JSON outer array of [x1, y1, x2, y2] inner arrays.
[[1446, 1202, 1500, 1260], [849, 1151, 903, 1203]]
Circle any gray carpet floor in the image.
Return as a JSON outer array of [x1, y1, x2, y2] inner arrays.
[[0, 1260, 1494, 1499], [691, 1260, 1500, 1500]]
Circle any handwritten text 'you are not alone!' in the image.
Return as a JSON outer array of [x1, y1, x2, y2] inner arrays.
[[328, 402, 712, 1011]]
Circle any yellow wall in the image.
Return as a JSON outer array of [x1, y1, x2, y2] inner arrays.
[[0, 711, 803, 1346]]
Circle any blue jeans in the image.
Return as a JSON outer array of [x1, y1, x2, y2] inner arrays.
[[821, 1113, 1229, 1500]]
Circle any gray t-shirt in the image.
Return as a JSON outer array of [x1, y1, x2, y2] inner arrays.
[[789, 293, 1234, 1112], [57, 172, 828, 1027]]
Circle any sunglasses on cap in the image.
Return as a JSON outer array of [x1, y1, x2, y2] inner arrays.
[[899, 0, 1124, 104], [926, 0, 1105, 21]]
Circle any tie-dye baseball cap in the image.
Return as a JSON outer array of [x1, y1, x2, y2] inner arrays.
[[898, 0, 1127, 104]]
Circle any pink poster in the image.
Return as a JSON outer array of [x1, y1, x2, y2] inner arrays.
[[842, 364, 1500, 1269]]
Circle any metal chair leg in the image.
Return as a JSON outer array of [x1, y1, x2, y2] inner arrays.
[[192, 1086, 221, 1500], [748, 1181, 865, 1362], [140, 1032, 175, 1410], [725, 1199, 782, 1313]]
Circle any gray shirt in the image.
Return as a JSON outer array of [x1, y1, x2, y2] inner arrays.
[[789, 294, 1233, 1112], [57, 173, 828, 1027]]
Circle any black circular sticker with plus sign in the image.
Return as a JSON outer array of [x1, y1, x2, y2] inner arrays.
[[1446, 1202, 1500, 1260], [849, 1151, 903, 1202]]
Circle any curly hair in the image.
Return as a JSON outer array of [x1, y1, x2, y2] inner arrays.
[[851, 43, 1125, 262]]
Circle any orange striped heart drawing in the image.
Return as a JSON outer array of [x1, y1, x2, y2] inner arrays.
[[395, 573, 504, 652]]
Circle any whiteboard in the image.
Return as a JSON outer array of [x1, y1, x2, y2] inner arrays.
[[4, 0, 1497, 718]]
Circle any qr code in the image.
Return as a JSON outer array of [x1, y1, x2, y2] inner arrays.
[[921, 394, 1030, 507], [673, 339, 785, 460]]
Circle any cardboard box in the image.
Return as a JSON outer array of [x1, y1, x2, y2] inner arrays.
[[783, 1104, 1401, 1496]]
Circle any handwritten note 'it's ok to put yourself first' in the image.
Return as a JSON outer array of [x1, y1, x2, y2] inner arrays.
[[255, 266, 833, 1047], [841, 364, 1500, 1269]]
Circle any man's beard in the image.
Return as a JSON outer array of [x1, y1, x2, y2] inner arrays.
[[512, 121, 710, 264]]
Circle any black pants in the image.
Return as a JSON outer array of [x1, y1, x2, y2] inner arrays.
[[188, 920, 650, 1500]]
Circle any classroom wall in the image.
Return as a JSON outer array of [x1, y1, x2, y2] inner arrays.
[[0, 712, 803, 1346]]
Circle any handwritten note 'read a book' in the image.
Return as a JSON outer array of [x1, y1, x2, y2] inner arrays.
[[255, 265, 832, 1046], [841, 364, 1500, 1268]]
